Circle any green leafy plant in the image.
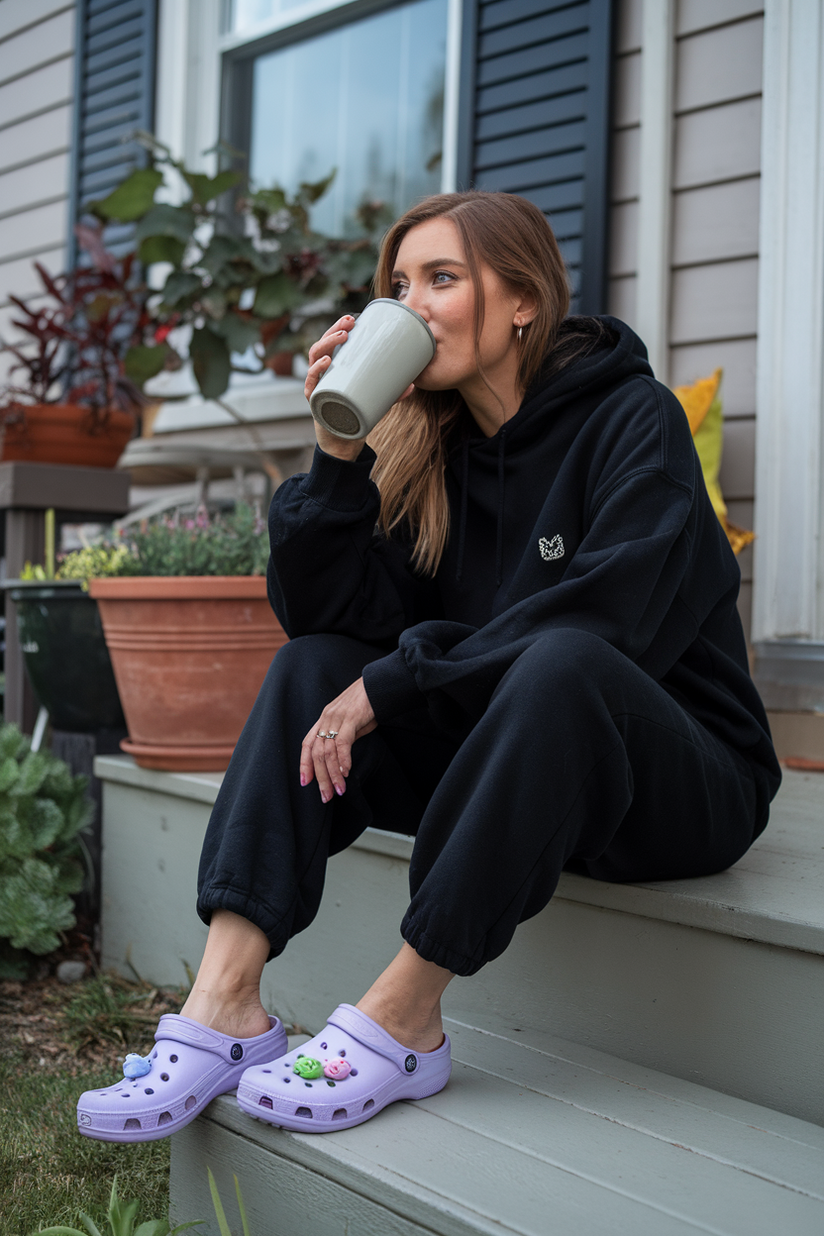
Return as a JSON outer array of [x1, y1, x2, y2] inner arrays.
[[56, 502, 269, 585], [0, 725, 92, 979], [34, 1170, 253, 1236], [36, 1173, 203, 1236], [207, 1168, 252, 1236], [89, 133, 388, 400]]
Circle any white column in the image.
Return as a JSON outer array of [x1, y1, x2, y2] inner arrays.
[[635, 0, 675, 383], [753, 0, 824, 644]]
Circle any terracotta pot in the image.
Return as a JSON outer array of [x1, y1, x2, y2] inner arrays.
[[1, 404, 134, 468], [90, 576, 288, 771]]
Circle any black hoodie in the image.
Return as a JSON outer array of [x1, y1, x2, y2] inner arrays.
[[268, 317, 780, 808]]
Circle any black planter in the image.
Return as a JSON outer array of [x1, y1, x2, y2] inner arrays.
[[6, 580, 125, 732]]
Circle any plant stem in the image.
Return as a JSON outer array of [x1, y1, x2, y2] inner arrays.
[[45, 508, 55, 579]]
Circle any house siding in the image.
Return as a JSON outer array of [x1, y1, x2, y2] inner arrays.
[[0, 1, 76, 384], [608, 0, 763, 639]]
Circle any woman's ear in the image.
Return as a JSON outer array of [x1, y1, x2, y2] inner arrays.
[[513, 290, 539, 329]]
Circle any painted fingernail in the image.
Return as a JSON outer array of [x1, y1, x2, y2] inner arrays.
[[300, 773, 306, 787], [320, 792, 328, 804], [335, 784, 344, 796]]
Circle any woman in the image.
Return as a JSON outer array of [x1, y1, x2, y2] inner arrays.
[[77, 192, 780, 1142]]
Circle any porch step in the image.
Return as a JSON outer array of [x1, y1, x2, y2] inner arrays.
[[169, 1021, 824, 1236], [96, 759, 824, 1123]]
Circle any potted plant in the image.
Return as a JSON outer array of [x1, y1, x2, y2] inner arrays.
[[62, 503, 286, 772], [86, 134, 387, 398], [0, 227, 156, 467]]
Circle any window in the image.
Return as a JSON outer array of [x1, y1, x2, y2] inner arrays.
[[227, 0, 449, 234]]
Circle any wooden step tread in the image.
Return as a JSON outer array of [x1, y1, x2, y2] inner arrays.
[[172, 1023, 824, 1236]]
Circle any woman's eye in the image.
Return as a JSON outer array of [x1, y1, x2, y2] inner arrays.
[[392, 281, 408, 300], [433, 271, 455, 285]]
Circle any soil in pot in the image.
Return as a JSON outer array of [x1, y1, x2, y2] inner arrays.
[[1, 404, 134, 468], [8, 581, 126, 732], [90, 576, 288, 772]]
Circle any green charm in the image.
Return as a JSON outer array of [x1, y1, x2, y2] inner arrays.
[[293, 1056, 323, 1080]]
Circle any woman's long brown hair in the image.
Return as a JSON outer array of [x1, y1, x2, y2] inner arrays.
[[368, 191, 610, 575]]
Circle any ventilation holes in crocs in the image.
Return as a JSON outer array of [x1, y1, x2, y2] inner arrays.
[[158, 1112, 172, 1125], [124, 1118, 141, 1130], [259, 1097, 273, 1109], [333, 1108, 347, 1120], [160, 1073, 170, 1081], [169, 1054, 178, 1063], [363, 1099, 374, 1111], [144, 1088, 154, 1095], [338, 1049, 346, 1057], [350, 1068, 358, 1077], [320, 1042, 327, 1050], [262, 1069, 271, 1073], [296, 1106, 313, 1118], [185, 1096, 197, 1111]]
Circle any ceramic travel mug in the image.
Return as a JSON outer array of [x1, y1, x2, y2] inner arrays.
[[309, 298, 436, 439]]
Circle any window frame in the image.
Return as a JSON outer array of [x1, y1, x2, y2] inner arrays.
[[219, 0, 463, 205]]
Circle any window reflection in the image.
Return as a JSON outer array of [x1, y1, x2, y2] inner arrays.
[[248, 0, 447, 235]]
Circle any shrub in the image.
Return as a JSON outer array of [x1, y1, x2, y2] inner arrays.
[[0, 725, 92, 978]]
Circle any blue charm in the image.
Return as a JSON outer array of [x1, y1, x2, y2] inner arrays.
[[123, 1053, 152, 1079]]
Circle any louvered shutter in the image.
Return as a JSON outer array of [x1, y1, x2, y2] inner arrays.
[[458, 0, 612, 313], [69, 0, 158, 255]]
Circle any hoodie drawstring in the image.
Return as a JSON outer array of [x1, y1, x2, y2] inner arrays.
[[455, 438, 469, 583], [496, 427, 506, 587], [455, 428, 507, 588]]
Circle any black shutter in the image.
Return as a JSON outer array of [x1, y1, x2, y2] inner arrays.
[[69, 0, 158, 256], [457, 0, 613, 313]]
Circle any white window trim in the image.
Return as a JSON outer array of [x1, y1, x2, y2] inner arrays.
[[753, 0, 824, 648]]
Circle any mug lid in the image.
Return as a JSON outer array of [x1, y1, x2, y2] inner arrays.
[[367, 298, 436, 351]]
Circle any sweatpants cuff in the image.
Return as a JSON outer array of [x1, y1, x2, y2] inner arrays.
[[402, 919, 486, 978], [197, 885, 290, 962]]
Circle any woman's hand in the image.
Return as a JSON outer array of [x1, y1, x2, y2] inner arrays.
[[301, 677, 377, 802], [305, 316, 363, 461], [304, 314, 415, 461]]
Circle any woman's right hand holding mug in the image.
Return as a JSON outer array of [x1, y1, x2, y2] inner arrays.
[[305, 315, 362, 461]]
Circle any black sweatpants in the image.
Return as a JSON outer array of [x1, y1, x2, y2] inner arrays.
[[197, 629, 763, 977]]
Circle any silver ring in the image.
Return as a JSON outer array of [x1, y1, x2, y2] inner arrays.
[[317, 730, 329, 739], [326, 730, 339, 740]]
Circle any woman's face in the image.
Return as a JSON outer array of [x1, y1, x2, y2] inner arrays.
[[391, 217, 527, 394]]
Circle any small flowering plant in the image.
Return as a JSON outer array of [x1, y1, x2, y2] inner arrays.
[[56, 503, 269, 586]]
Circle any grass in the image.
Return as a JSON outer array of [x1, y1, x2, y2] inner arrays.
[[0, 973, 189, 1236]]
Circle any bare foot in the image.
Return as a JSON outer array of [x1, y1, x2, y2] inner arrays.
[[179, 987, 272, 1040], [356, 993, 445, 1054], [355, 943, 453, 1054]]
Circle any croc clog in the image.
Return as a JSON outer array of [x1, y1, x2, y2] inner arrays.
[[77, 1012, 287, 1142], [236, 1003, 451, 1132]]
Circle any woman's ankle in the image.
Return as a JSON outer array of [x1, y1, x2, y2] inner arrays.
[[179, 986, 271, 1040], [356, 993, 445, 1054]]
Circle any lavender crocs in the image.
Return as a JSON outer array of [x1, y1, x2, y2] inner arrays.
[[236, 1003, 451, 1133], [76, 1012, 287, 1142]]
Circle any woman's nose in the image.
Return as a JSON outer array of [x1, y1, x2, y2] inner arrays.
[[402, 286, 430, 320]]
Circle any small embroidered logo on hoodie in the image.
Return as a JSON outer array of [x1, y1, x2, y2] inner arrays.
[[538, 535, 564, 561]]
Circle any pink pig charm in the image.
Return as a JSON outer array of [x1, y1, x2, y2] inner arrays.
[[323, 1057, 351, 1080]]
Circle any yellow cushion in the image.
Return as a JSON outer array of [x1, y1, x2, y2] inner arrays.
[[671, 368, 755, 556]]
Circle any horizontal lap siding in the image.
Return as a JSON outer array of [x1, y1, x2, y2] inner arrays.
[[466, 0, 613, 311], [0, 3, 75, 387], [671, 4, 764, 636], [606, 0, 763, 637]]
